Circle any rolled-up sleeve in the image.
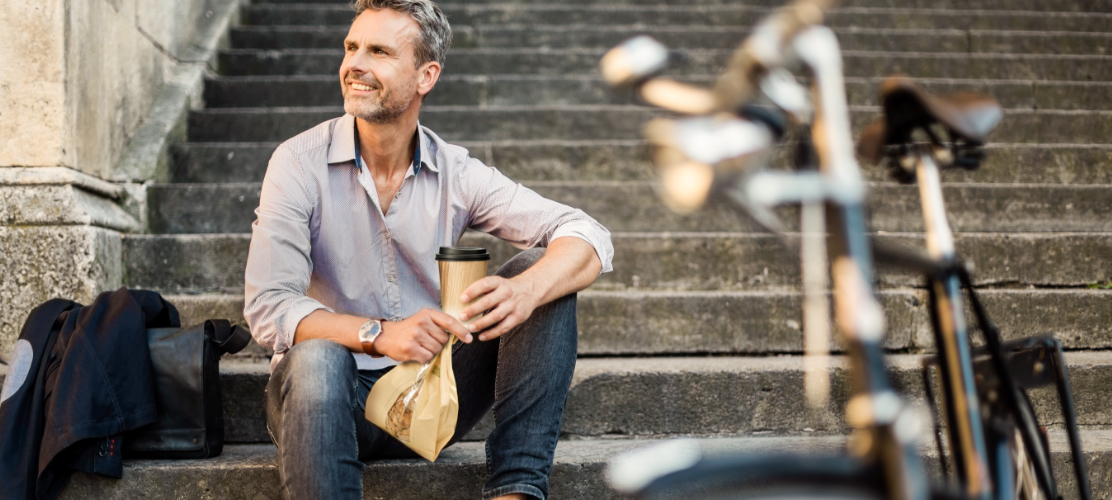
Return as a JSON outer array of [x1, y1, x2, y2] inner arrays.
[[244, 146, 334, 354], [459, 158, 614, 273]]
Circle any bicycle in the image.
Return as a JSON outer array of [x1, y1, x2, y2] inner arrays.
[[857, 75, 1092, 500], [596, 1, 1091, 499]]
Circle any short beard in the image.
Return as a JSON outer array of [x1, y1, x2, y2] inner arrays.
[[343, 76, 416, 124]]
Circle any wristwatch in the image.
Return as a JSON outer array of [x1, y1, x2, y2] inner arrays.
[[358, 319, 384, 357]]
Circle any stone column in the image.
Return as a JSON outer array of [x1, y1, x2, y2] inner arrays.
[[0, 0, 239, 353]]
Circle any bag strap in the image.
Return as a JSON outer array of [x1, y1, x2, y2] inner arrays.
[[206, 319, 252, 355]]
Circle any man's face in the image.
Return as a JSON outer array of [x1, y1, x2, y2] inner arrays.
[[340, 9, 423, 124]]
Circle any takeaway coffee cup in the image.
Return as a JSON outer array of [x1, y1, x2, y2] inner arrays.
[[436, 247, 490, 325]]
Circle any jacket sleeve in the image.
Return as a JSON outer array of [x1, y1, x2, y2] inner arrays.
[[243, 145, 334, 355]]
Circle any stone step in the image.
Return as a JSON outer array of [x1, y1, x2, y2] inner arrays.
[[166, 288, 1112, 357], [171, 141, 1112, 185], [5, 352, 1112, 446], [202, 75, 1112, 111], [216, 48, 1112, 80], [186, 105, 1112, 143], [121, 232, 1112, 294], [242, 4, 1112, 32], [254, 0, 1110, 12], [147, 182, 1112, 235], [228, 25, 1112, 55], [53, 432, 1112, 500], [210, 352, 1112, 442]]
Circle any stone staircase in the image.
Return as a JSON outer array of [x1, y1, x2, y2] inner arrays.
[[65, 0, 1112, 497]]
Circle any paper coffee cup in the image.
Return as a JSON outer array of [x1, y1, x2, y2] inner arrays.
[[436, 247, 490, 326]]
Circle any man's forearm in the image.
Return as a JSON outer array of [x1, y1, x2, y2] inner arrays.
[[514, 236, 602, 307], [293, 309, 368, 352]]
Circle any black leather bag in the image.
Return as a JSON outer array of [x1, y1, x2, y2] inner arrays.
[[123, 319, 251, 459]]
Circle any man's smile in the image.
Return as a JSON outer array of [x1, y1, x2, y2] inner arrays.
[[348, 81, 378, 93]]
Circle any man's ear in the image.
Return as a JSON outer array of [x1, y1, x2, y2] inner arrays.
[[417, 61, 442, 98]]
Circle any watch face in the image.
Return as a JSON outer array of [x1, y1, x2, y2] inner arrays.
[[361, 320, 381, 342]]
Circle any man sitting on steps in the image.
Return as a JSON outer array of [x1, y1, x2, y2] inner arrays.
[[242, 1, 614, 499]]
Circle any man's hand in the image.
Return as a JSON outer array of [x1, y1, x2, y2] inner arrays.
[[457, 276, 539, 341], [372, 309, 472, 363]]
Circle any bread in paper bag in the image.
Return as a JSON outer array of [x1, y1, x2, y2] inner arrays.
[[365, 339, 458, 461]]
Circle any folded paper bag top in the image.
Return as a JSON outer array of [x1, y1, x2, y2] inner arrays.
[[365, 247, 489, 461]]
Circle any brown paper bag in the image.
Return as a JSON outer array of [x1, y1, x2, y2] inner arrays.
[[365, 246, 488, 461], [365, 339, 458, 461]]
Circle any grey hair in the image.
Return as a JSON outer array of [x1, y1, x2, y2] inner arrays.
[[351, 0, 452, 68]]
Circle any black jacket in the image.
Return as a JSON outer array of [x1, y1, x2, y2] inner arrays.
[[0, 288, 178, 500]]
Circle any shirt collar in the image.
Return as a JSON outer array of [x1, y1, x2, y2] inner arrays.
[[326, 114, 437, 174]]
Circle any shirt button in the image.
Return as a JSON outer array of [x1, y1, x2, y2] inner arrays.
[[384, 231, 391, 240], [394, 191, 401, 199], [387, 274, 398, 282]]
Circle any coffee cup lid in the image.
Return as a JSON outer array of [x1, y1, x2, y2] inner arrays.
[[436, 246, 490, 261]]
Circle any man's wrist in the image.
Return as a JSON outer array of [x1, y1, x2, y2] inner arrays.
[[358, 319, 385, 357]]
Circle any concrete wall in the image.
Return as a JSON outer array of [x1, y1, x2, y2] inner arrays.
[[0, 0, 239, 353]]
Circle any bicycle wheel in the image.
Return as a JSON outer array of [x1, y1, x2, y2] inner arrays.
[[1012, 426, 1044, 500]]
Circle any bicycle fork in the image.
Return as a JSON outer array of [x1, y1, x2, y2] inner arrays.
[[915, 151, 993, 499]]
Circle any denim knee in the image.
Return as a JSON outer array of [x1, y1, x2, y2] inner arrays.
[[495, 248, 545, 279], [273, 339, 357, 410]]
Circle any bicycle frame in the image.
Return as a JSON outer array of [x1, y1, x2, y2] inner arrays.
[[906, 146, 1091, 500], [601, 0, 1096, 498], [607, 21, 933, 500], [792, 27, 930, 500], [912, 150, 993, 499]]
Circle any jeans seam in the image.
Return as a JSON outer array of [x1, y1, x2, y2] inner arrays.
[[486, 334, 506, 478]]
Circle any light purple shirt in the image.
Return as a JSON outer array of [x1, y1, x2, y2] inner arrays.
[[244, 114, 614, 371]]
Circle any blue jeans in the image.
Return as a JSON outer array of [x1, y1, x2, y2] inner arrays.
[[265, 249, 578, 500]]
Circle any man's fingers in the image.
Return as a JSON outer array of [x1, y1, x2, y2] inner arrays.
[[466, 302, 510, 333], [459, 285, 509, 323], [478, 310, 522, 342], [413, 331, 444, 357], [428, 310, 473, 343], [410, 345, 436, 364], [423, 322, 451, 345], [460, 277, 500, 304]]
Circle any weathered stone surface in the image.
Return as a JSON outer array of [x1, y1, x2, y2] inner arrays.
[[0, 0, 68, 169], [258, 0, 1108, 12], [0, 0, 239, 179], [204, 74, 1112, 112], [56, 431, 1112, 500], [0, 226, 122, 353], [145, 180, 1112, 235], [230, 25, 1112, 55], [170, 140, 1112, 185], [0, 185, 139, 231], [209, 353, 1112, 442], [122, 232, 1112, 293], [185, 105, 1112, 144], [244, 4, 1112, 33], [219, 48, 1112, 80], [164, 288, 1112, 356], [64, 0, 167, 178]]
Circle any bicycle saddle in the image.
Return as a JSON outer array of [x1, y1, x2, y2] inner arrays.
[[857, 76, 1002, 164]]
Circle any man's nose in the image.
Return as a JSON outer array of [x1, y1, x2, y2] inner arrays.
[[347, 48, 376, 73]]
